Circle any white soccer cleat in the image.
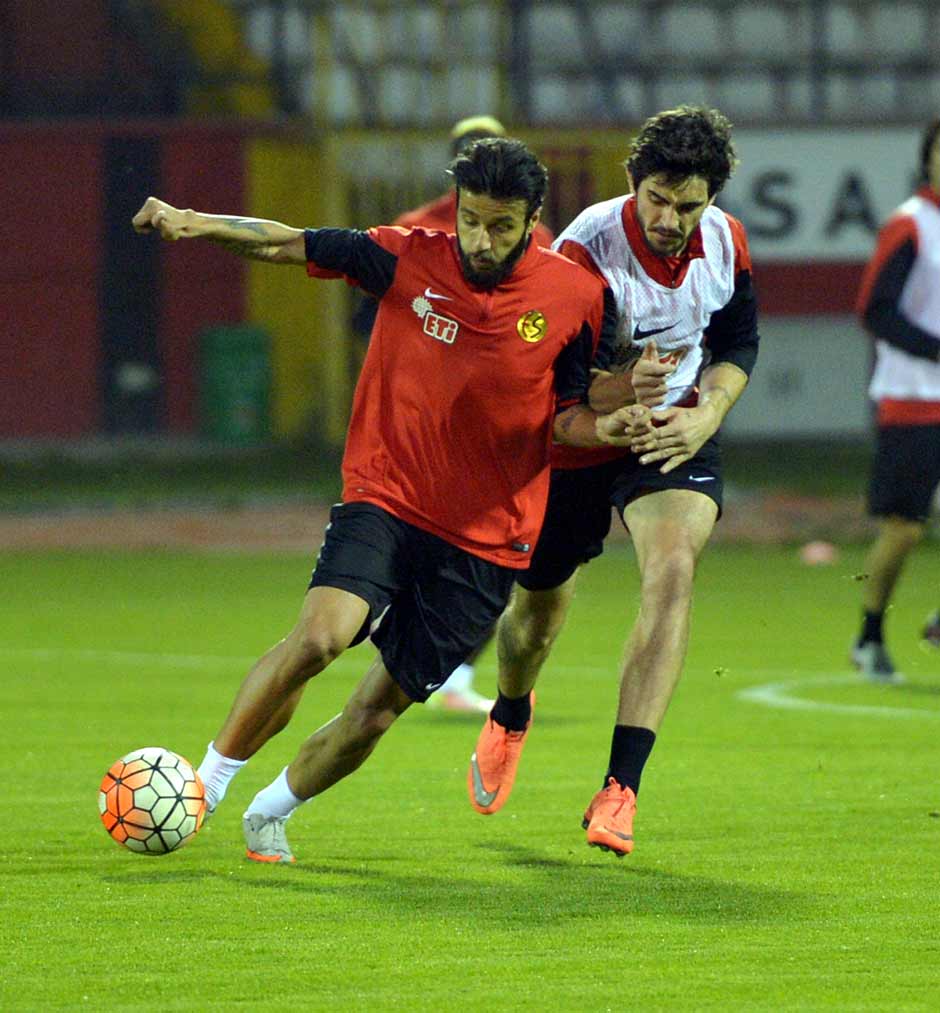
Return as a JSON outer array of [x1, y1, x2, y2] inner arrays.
[[243, 813, 296, 863], [851, 640, 903, 685], [427, 686, 495, 713]]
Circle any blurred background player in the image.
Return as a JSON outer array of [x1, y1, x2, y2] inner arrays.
[[851, 116, 940, 684], [393, 114, 555, 244], [467, 107, 759, 857], [351, 114, 555, 714]]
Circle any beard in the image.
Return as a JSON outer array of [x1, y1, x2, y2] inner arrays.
[[458, 231, 531, 290], [635, 208, 686, 256]]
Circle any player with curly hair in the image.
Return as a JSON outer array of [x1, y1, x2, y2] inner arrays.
[[467, 107, 760, 856]]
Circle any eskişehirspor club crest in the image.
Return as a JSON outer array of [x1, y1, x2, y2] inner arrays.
[[412, 295, 459, 345], [517, 310, 547, 343]]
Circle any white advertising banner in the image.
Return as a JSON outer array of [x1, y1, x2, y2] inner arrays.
[[719, 128, 922, 262]]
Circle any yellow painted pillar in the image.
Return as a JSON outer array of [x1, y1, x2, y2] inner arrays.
[[245, 135, 352, 445]]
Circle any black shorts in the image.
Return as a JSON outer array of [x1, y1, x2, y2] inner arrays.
[[309, 502, 515, 702], [869, 424, 940, 522], [518, 437, 723, 592]]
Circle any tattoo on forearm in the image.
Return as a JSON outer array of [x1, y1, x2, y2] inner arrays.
[[217, 238, 275, 261], [557, 411, 577, 435]]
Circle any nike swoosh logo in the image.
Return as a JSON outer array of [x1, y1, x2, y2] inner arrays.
[[469, 752, 498, 808], [689, 476, 715, 482], [424, 286, 452, 302], [633, 322, 678, 341]]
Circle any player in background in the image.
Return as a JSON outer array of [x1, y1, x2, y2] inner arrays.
[[132, 138, 642, 864], [351, 115, 555, 714], [394, 114, 555, 244], [851, 116, 940, 683], [467, 107, 759, 857]]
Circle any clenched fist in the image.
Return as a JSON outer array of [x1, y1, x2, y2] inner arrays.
[[131, 197, 191, 240]]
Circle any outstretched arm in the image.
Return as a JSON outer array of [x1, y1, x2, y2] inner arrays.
[[131, 196, 307, 265]]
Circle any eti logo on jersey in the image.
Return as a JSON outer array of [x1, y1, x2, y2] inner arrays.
[[411, 294, 460, 345]]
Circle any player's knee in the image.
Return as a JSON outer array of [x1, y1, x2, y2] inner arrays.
[[642, 549, 696, 604], [883, 516, 925, 548], [502, 599, 564, 655], [289, 625, 346, 678]]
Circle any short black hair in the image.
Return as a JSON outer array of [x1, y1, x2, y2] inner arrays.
[[920, 117, 940, 183], [448, 138, 548, 219], [626, 106, 739, 198]]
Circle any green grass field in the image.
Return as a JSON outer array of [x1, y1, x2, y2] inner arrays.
[[3, 543, 939, 1010]]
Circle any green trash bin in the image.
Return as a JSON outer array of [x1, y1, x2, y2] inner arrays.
[[198, 324, 271, 445]]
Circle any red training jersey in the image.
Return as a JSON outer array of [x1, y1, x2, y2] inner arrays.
[[305, 226, 609, 567]]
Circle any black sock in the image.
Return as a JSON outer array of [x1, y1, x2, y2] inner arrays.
[[861, 610, 884, 644], [605, 725, 656, 796], [491, 690, 532, 732]]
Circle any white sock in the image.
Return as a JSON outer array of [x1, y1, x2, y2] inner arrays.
[[440, 662, 474, 694], [197, 741, 247, 811], [245, 766, 305, 820]]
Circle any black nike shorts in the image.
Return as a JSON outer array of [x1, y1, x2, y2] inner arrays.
[[868, 424, 940, 522], [308, 502, 515, 702], [517, 437, 723, 592]]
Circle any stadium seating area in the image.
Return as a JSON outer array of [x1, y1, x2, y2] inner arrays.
[[225, 0, 940, 126], [3, 1, 936, 125]]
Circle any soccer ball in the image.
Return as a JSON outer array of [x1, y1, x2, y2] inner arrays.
[[98, 747, 206, 855]]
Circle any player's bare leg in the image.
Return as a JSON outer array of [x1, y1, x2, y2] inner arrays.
[[214, 586, 369, 760], [496, 577, 579, 697], [583, 489, 716, 857], [616, 489, 717, 731], [853, 515, 924, 682], [243, 658, 412, 862], [467, 576, 578, 814], [286, 657, 413, 798], [198, 586, 369, 811], [862, 516, 924, 614]]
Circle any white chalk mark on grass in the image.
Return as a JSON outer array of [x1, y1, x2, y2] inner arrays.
[[737, 671, 939, 719]]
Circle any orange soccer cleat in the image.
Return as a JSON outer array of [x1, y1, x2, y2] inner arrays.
[[582, 777, 637, 857], [467, 692, 534, 815]]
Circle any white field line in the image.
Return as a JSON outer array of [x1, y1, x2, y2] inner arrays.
[[736, 671, 940, 719], [4, 648, 935, 721]]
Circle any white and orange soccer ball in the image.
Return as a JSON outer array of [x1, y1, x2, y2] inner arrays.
[[98, 747, 206, 855]]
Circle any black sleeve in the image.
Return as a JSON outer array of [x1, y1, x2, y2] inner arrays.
[[587, 287, 621, 372], [704, 269, 760, 377], [554, 321, 599, 409], [554, 288, 618, 408], [861, 239, 940, 361], [351, 293, 379, 343], [304, 228, 398, 299]]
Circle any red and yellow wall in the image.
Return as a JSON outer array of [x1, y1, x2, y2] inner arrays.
[[0, 121, 349, 441]]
